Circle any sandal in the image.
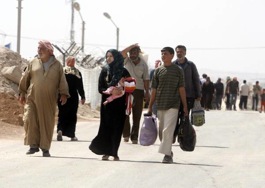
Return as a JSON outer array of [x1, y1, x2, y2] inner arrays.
[[57, 131, 63, 141], [113, 156, 120, 161], [102, 155, 109, 160], [71, 137, 78, 141]]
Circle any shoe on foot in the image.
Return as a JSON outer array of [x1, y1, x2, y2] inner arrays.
[[113, 156, 120, 161], [57, 130, 63, 141], [162, 155, 173, 164], [132, 140, 138, 144], [102, 155, 109, 160], [26, 147, 39, 155], [124, 137, 129, 142], [42, 150, 51, 157], [71, 137, 78, 141]]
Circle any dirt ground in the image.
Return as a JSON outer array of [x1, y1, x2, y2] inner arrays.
[[0, 92, 100, 140]]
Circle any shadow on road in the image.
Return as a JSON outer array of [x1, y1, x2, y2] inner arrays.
[[32, 155, 222, 167], [193, 145, 229, 148], [52, 139, 92, 143], [151, 143, 229, 149], [120, 159, 222, 167]]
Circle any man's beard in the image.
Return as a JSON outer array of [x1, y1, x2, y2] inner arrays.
[[130, 57, 139, 62], [177, 56, 184, 61]]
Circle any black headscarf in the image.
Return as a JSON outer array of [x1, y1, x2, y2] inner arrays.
[[105, 49, 124, 87]]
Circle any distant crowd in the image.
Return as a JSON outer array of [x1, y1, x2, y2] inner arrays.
[[195, 74, 264, 112]]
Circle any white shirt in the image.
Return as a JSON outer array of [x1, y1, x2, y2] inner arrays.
[[124, 57, 149, 90], [240, 83, 250, 96]]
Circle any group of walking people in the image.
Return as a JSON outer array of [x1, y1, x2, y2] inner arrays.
[[226, 78, 265, 112], [19, 40, 86, 157], [200, 73, 264, 112], [19, 40, 203, 164]]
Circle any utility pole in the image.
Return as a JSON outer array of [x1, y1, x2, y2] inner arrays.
[[73, 2, 85, 52], [70, 0, 75, 43], [103, 12, 119, 50], [17, 0, 22, 54]]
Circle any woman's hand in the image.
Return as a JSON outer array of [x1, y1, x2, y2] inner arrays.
[[60, 94, 68, 105], [80, 99, 85, 105]]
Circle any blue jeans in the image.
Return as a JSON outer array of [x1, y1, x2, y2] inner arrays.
[[229, 94, 237, 110], [252, 94, 259, 110]]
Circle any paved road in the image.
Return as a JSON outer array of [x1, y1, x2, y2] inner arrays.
[[1, 109, 265, 188]]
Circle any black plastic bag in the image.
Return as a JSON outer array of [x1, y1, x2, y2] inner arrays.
[[177, 116, 196, 151]]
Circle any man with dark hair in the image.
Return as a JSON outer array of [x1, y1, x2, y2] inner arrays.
[[214, 78, 224, 110], [173, 45, 201, 142], [200, 73, 208, 107], [227, 77, 239, 111], [239, 80, 250, 110], [121, 44, 150, 144], [147, 46, 187, 163], [252, 81, 262, 111]]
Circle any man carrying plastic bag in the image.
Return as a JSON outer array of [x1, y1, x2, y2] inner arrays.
[[146, 47, 188, 164]]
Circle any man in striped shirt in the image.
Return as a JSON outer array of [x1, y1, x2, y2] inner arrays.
[[147, 47, 188, 164]]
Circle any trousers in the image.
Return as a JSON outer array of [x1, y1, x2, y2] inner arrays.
[[123, 89, 144, 141], [158, 108, 179, 156]]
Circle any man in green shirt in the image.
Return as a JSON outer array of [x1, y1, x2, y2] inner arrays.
[[147, 47, 188, 164]]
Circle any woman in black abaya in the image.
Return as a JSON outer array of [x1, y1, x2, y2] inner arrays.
[[89, 49, 130, 161], [57, 56, 86, 141]]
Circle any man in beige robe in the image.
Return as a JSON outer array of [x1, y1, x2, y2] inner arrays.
[[19, 40, 69, 157]]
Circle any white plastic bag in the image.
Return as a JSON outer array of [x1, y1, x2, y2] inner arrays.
[[191, 101, 205, 126]]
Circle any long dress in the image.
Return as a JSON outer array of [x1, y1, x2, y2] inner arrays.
[[89, 66, 130, 157], [19, 57, 69, 150], [57, 67, 85, 138]]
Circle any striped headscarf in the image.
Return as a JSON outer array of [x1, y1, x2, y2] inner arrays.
[[38, 40, 54, 55]]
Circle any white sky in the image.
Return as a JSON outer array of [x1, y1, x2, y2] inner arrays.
[[1, 0, 265, 74]]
